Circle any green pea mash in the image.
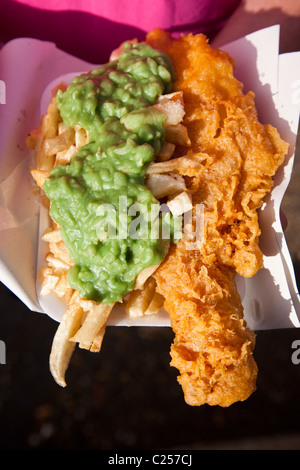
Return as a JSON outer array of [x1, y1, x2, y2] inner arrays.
[[43, 42, 175, 304]]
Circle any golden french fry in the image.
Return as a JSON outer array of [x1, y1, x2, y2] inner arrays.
[[74, 126, 89, 148], [55, 145, 77, 166], [35, 97, 60, 171], [144, 290, 165, 316], [167, 191, 193, 216], [46, 252, 71, 271], [125, 277, 157, 318], [146, 173, 186, 199], [42, 228, 62, 243], [90, 325, 106, 352], [48, 240, 73, 267], [146, 155, 203, 176], [70, 303, 114, 350], [58, 121, 69, 134], [44, 127, 75, 157], [134, 264, 159, 290], [157, 91, 184, 105], [165, 124, 191, 146], [78, 298, 98, 312], [157, 141, 176, 161], [53, 273, 73, 299], [45, 97, 60, 137], [154, 91, 185, 126], [40, 273, 59, 296], [33, 117, 46, 168], [38, 265, 53, 280], [49, 302, 84, 387], [30, 168, 50, 189]]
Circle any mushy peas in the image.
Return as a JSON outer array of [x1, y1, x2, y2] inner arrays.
[[43, 42, 175, 304]]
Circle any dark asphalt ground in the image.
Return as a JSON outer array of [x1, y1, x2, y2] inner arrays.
[[1, 285, 300, 450]]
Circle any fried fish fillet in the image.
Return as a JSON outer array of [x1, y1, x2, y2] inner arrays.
[[147, 30, 288, 406]]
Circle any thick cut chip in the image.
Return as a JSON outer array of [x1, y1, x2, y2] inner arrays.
[[154, 91, 185, 126], [167, 191, 193, 216], [44, 127, 75, 157], [146, 173, 186, 199], [70, 303, 114, 350], [49, 301, 84, 387], [125, 276, 163, 318], [134, 264, 159, 290], [34, 97, 60, 171], [30, 169, 50, 189]]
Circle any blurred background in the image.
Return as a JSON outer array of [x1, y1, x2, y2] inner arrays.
[[0, 134, 299, 451]]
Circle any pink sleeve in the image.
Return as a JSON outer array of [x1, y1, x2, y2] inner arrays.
[[1, 0, 240, 62]]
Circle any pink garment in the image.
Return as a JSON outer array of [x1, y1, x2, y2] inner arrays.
[[0, 0, 240, 63]]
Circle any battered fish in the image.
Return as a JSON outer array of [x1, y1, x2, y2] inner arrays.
[[147, 30, 288, 406]]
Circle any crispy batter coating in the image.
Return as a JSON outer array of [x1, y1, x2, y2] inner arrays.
[[155, 242, 258, 407], [147, 30, 288, 406]]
